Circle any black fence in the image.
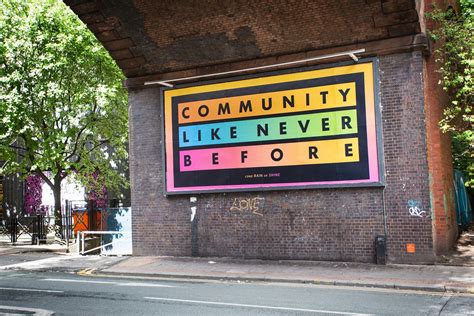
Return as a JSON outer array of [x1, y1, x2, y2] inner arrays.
[[0, 215, 52, 244], [0, 199, 123, 244]]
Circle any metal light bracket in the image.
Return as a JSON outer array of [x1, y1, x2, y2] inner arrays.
[[145, 48, 365, 87]]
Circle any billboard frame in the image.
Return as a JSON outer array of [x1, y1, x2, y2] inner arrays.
[[160, 57, 385, 195]]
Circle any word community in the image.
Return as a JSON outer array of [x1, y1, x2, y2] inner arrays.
[[177, 82, 356, 124], [181, 87, 351, 119]]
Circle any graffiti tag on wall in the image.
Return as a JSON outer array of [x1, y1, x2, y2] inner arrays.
[[230, 197, 265, 216], [408, 200, 429, 218]]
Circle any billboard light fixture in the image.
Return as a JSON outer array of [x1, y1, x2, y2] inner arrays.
[[349, 53, 359, 62], [144, 49, 365, 88]]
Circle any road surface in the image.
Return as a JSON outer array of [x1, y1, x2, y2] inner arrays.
[[0, 270, 472, 315]]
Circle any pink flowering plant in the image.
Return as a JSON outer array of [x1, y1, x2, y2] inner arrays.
[[87, 170, 108, 209], [24, 174, 43, 215]]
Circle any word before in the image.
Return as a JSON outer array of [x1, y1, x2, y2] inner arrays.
[[179, 138, 359, 171]]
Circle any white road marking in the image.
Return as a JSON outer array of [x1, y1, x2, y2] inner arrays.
[[144, 297, 373, 315], [0, 305, 54, 316], [43, 278, 176, 288], [0, 256, 75, 270], [43, 278, 116, 285], [4, 273, 27, 277], [0, 286, 63, 293], [118, 282, 175, 288]]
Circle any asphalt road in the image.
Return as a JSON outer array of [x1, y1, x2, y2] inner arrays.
[[0, 270, 473, 315]]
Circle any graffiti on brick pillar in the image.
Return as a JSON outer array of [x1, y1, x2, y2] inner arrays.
[[230, 197, 265, 216], [408, 199, 429, 218]]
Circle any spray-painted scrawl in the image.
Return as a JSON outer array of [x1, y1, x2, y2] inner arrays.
[[408, 200, 429, 218]]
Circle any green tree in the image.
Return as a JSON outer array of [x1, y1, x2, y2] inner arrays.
[[0, 0, 128, 230], [427, 1, 473, 187], [452, 130, 473, 188]]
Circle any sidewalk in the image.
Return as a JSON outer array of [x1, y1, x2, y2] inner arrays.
[[100, 256, 474, 294], [1, 244, 473, 294], [1, 233, 473, 294], [0, 243, 67, 256], [100, 224, 474, 293]]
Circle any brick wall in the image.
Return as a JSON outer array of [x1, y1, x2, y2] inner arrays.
[[422, 0, 458, 255], [129, 88, 191, 255], [129, 51, 435, 263], [66, 0, 420, 78], [380, 51, 434, 263], [193, 189, 384, 262]]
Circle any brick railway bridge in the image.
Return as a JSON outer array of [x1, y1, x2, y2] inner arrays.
[[65, 0, 458, 264]]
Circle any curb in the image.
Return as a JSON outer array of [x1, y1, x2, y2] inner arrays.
[[94, 270, 473, 294], [0, 247, 67, 256]]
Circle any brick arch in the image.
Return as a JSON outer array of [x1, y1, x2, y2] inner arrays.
[[65, 0, 421, 82], [65, 0, 461, 263]]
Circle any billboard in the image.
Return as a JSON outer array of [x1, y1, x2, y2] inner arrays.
[[163, 61, 382, 194]]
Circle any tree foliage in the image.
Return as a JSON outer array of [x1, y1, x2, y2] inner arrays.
[[0, 0, 128, 223], [427, 1, 473, 188], [452, 130, 473, 188]]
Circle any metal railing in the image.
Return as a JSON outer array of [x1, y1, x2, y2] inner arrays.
[[76, 230, 131, 255]]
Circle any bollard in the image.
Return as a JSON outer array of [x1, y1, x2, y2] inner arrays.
[[10, 217, 17, 243], [32, 216, 37, 245], [77, 231, 80, 255], [38, 214, 45, 244]]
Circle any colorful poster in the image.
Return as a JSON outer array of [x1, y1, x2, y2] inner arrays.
[[163, 61, 382, 194]]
